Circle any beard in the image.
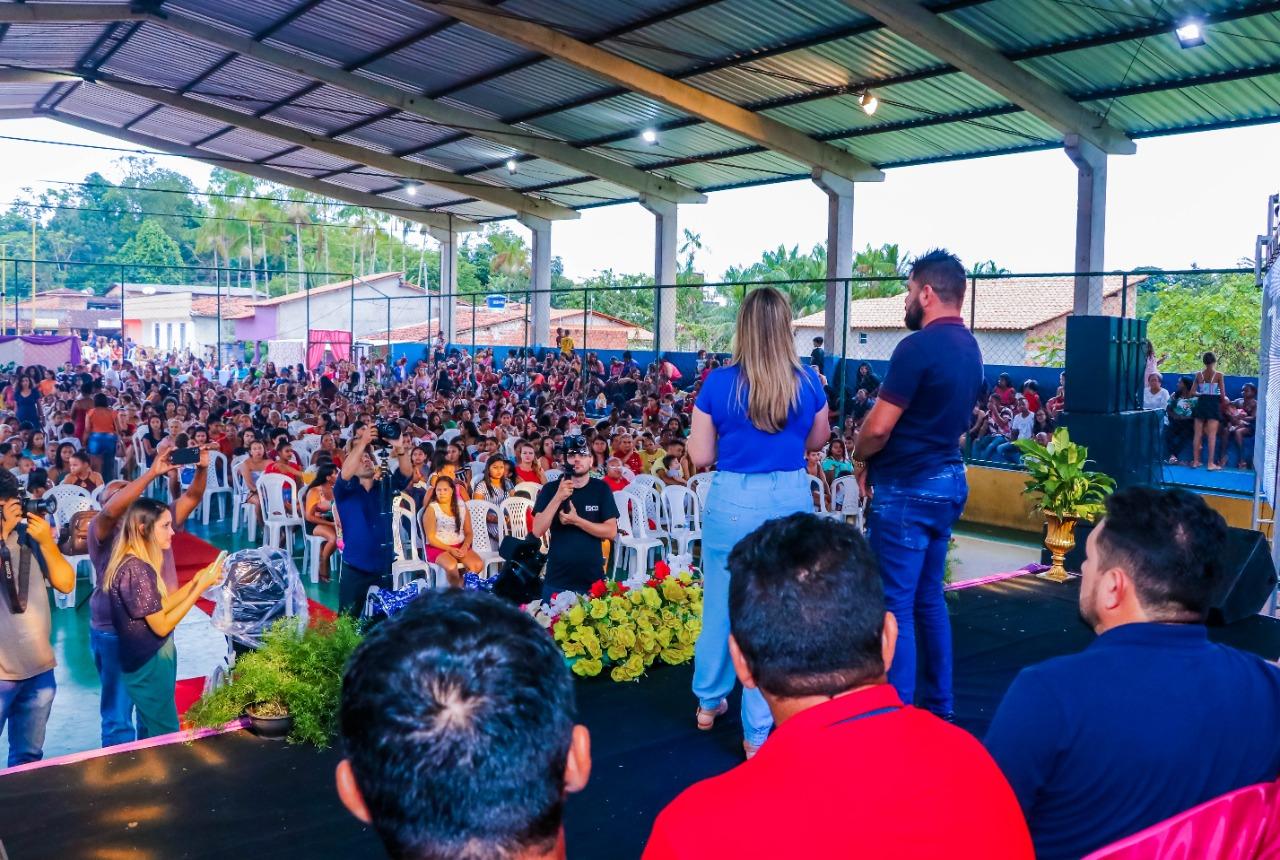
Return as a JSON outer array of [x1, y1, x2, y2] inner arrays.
[[904, 296, 924, 331], [1077, 580, 1100, 630], [567, 459, 591, 478]]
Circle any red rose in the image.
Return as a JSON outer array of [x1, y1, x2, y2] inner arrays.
[[589, 581, 608, 598], [646, 578, 660, 588], [617, 584, 630, 594], [653, 560, 671, 580]]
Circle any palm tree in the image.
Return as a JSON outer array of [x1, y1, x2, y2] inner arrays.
[[284, 194, 312, 292], [487, 228, 529, 287]]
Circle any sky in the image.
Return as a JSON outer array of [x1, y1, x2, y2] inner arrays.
[[0, 116, 1276, 281]]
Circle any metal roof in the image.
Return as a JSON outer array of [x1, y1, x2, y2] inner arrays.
[[0, 0, 1277, 223]]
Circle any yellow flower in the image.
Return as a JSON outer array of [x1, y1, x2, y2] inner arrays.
[[642, 587, 662, 609], [614, 626, 637, 648], [589, 600, 608, 620], [625, 654, 645, 675], [660, 647, 687, 665], [562, 640, 584, 657], [572, 658, 602, 677], [608, 603, 628, 623], [662, 580, 688, 603], [656, 626, 674, 647], [609, 665, 635, 682], [552, 622, 569, 642], [606, 643, 627, 661], [637, 631, 657, 653], [567, 604, 586, 626], [676, 628, 694, 645], [628, 590, 644, 606]]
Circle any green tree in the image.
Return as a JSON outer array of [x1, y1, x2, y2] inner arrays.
[[114, 219, 183, 281], [1144, 273, 1260, 375]]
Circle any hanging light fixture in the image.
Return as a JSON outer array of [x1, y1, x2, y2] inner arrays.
[[404, 183, 418, 196], [859, 91, 879, 115], [1175, 19, 1205, 48], [641, 128, 658, 144], [505, 159, 519, 174]]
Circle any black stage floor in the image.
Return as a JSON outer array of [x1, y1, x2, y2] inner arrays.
[[3, 575, 1278, 860]]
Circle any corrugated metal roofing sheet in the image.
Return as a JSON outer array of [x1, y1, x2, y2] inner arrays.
[[4, 0, 1279, 222]]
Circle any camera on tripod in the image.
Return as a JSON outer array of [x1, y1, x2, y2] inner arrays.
[[375, 420, 403, 442]]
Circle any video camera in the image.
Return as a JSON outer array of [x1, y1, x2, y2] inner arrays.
[[558, 434, 589, 459]]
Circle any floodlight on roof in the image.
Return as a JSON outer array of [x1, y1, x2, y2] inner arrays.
[[858, 91, 879, 115], [1175, 20, 1205, 48], [641, 128, 658, 144], [405, 184, 418, 196], [505, 159, 519, 174]]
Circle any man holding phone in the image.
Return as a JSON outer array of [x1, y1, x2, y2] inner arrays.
[[532, 435, 619, 601]]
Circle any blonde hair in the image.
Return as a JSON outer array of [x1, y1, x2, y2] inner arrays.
[[100, 498, 169, 599], [730, 287, 806, 433]]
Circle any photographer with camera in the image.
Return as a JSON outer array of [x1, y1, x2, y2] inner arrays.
[[86, 447, 209, 746], [0, 469, 75, 765], [532, 435, 619, 602], [334, 422, 412, 615]]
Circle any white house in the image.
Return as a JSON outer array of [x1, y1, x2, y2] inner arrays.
[[234, 272, 428, 343], [792, 275, 1141, 366]]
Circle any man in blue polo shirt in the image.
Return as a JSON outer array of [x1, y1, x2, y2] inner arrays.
[[853, 249, 983, 718], [334, 423, 412, 614], [985, 487, 1280, 859]]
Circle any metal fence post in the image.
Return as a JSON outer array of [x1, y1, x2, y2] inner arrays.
[[470, 298, 477, 383], [582, 287, 590, 411], [969, 276, 977, 330], [12, 260, 18, 334], [838, 278, 850, 431], [216, 265, 223, 367], [120, 264, 127, 347], [1121, 273, 1129, 318]]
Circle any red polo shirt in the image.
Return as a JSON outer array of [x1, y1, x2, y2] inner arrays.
[[642, 685, 1032, 860]]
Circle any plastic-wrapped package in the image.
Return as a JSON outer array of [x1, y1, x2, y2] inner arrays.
[[209, 546, 308, 648]]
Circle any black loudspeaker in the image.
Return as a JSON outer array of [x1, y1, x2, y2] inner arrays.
[[1210, 527, 1277, 625], [1065, 316, 1147, 414], [1058, 409, 1161, 490]]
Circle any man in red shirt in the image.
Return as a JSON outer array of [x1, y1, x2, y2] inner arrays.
[[643, 513, 1032, 860]]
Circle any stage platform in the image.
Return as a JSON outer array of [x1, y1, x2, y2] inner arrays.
[[4, 575, 1278, 860], [1164, 463, 1256, 495]]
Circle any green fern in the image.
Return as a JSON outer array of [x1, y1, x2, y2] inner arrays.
[[1013, 427, 1116, 521]]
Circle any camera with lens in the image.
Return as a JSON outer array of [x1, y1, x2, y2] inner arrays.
[[375, 420, 403, 442], [20, 496, 57, 517], [559, 435, 589, 459]]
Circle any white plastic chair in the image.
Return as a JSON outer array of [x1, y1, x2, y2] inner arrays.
[[661, 484, 703, 556], [620, 466, 636, 482], [544, 468, 562, 483], [613, 490, 664, 579], [199, 451, 234, 525], [467, 460, 485, 485], [466, 499, 504, 579], [45, 484, 93, 513], [512, 480, 542, 500], [440, 428, 461, 443], [830, 474, 865, 531], [809, 474, 840, 520], [256, 474, 304, 555], [626, 476, 668, 541], [390, 496, 433, 589], [687, 472, 714, 509], [230, 455, 257, 542], [500, 496, 533, 540], [50, 495, 102, 610], [302, 533, 335, 585]]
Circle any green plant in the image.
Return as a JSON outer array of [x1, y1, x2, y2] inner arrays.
[[187, 616, 363, 746], [1013, 427, 1116, 521]]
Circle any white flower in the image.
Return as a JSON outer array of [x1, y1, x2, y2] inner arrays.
[[548, 591, 580, 614]]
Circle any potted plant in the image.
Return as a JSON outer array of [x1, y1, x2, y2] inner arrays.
[[1013, 427, 1116, 583], [187, 616, 362, 745]]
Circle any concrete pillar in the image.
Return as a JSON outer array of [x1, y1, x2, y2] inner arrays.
[[813, 170, 854, 364], [641, 195, 678, 355], [1065, 134, 1107, 315], [518, 214, 553, 347], [427, 227, 458, 345]]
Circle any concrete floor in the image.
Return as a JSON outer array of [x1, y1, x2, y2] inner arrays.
[[6, 510, 1041, 764]]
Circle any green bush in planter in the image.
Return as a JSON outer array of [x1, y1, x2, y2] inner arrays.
[[1013, 427, 1116, 521], [187, 615, 363, 746]]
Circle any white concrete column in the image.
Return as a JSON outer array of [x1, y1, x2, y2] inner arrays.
[[427, 227, 459, 345], [641, 195, 678, 355], [518, 214, 553, 347], [813, 169, 854, 361], [1065, 134, 1107, 315]]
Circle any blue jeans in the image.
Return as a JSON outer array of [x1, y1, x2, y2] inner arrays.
[[0, 670, 56, 766], [692, 469, 812, 747], [996, 441, 1023, 464], [867, 463, 968, 715], [90, 628, 145, 747], [974, 435, 1006, 461]]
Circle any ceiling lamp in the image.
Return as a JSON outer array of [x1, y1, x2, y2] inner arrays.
[[641, 128, 658, 144], [1175, 20, 1205, 48], [404, 183, 418, 196], [505, 159, 519, 174], [859, 91, 879, 115]]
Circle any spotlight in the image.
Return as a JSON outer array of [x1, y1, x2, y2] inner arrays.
[[1175, 20, 1205, 48], [641, 128, 658, 144], [859, 91, 878, 115], [405, 184, 417, 196], [505, 159, 518, 174]]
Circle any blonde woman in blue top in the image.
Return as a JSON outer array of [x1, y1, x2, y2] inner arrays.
[[687, 287, 829, 758]]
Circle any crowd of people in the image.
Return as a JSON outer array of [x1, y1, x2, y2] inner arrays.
[[1, 250, 1278, 859]]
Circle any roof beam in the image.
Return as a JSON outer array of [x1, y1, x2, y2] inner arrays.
[[415, 0, 883, 181], [146, 10, 705, 204], [0, 3, 145, 23], [100, 78, 579, 220], [0, 108, 36, 121], [838, 0, 1135, 155], [0, 69, 80, 85], [44, 108, 479, 231]]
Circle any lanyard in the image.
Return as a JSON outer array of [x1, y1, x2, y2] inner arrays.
[[0, 535, 31, 614], [829, 704, 903, 729]]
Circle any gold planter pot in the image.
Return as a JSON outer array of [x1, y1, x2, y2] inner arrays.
[[1041, 514, 1078, 583]]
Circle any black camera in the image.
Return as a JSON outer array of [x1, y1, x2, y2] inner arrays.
[[559, 435, 589, 458], [374, 420, 402, 442], [20, 496, 56, 517]]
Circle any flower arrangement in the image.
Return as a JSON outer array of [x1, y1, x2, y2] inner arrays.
[[524, 558, 704, 682]]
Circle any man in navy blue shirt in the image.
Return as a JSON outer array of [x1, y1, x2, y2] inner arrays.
[[985, 486, 1280, 860], [853, 249, 983, 718], [334, 423, 412, 614]]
